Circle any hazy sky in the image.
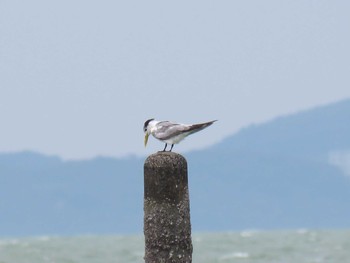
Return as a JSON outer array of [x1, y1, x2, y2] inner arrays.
[[1, 1, 349, 159]]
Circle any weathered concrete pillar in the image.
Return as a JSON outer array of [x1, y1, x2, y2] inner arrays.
[[144, 152, 192, 263]]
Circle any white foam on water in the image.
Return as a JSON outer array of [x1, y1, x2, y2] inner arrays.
[[1, 230, 350, 263], [219, 252, 250, 260], [36, 236, 51, 242], [297, 228, 309, 235], [240, 230, 258, 238]]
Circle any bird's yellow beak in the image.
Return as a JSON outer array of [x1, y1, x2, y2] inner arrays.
[[144, 133, 149, 147]]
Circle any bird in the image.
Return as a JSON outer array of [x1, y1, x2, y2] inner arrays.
[[143, 119, 217, 152]]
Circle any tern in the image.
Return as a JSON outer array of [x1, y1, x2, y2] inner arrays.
[[143, 119, 217, 152]]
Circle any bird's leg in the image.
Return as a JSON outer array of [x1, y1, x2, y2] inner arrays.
[[162, 143, 167, 151], [170, 144, 174, 152]]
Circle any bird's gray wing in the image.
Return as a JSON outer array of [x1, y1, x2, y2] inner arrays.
[[185, 120, 217, 135], [154, 120, 217, 140], [153, 121, 190, 140]]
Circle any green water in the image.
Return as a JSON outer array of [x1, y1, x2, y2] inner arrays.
[[1, 230, 349, 263]]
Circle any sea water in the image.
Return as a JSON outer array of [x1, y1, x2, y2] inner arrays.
[[1, 230, 349, 263]]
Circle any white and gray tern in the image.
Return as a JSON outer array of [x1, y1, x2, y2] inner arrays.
[[143, 119, 217, 152]]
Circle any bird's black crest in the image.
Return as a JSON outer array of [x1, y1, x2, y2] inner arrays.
[[143, 118, 154, 131]]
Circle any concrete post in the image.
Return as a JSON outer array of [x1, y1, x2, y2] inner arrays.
[[144, 152, 192, 263]]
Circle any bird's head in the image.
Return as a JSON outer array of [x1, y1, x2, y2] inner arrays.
[[143, 118, 154, 147]]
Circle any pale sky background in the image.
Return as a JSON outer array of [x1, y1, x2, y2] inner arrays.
[[1, 1, 349, 160]]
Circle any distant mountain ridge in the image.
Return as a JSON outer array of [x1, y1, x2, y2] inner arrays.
[[212, 98, 350, 157], [1, 99, 350, 236]]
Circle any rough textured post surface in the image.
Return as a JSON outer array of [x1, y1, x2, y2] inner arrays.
[[144, 152, 192, 263]]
